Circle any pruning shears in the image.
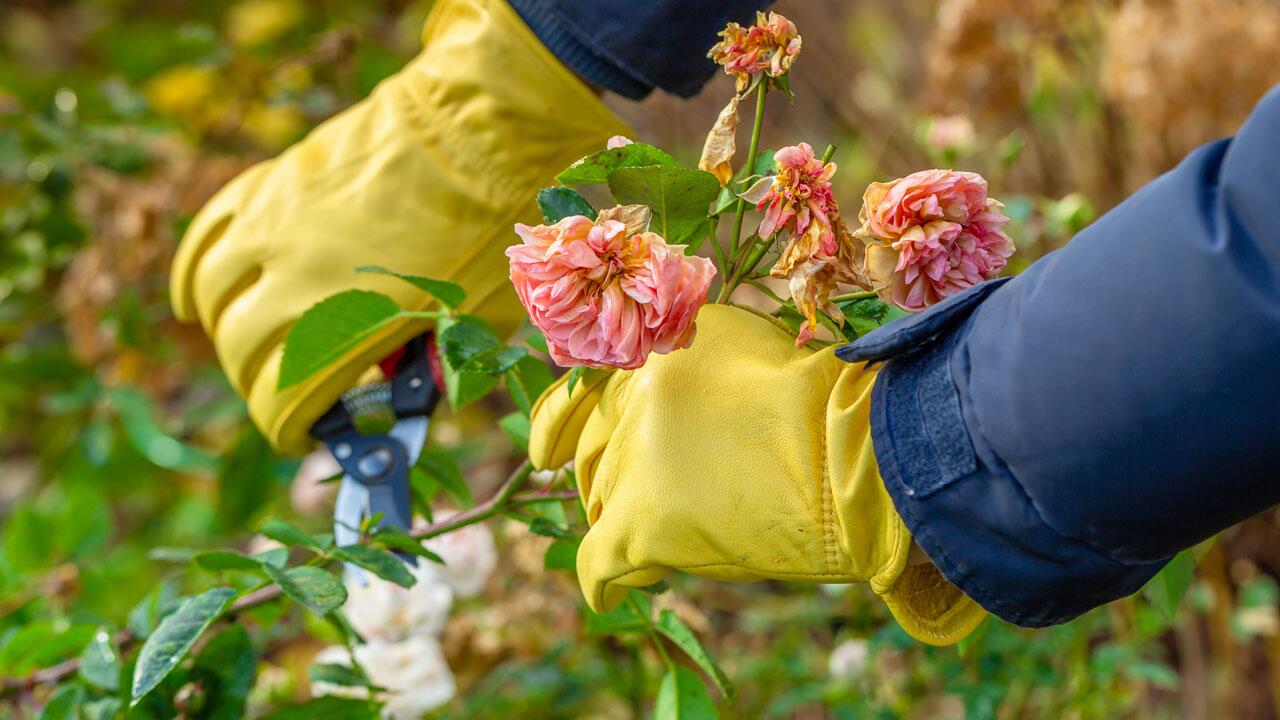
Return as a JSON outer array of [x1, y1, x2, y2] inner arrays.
[[310, 334, 442, 579]]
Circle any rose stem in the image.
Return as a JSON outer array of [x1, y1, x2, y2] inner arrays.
[[718, 81, 769, 303]]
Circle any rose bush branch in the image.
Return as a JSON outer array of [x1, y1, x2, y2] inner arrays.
[[0, 459, 562, 696]]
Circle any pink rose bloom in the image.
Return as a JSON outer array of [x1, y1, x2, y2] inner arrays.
[[755, 142, 839, 252], [856, 169, 1014, 312], [507, 215, 716, 370], [709, 11, 802, 89], [606, 135, 634, 149]]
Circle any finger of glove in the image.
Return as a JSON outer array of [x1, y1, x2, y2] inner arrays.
[[212, 274, 301, 397], [172, 162, 275, 329], [528, 369, 612, 471], [576, 512, 670, 613]]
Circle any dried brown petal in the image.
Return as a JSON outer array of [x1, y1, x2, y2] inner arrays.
[[595, 204, 652, 237], [698, 94, 740, 186], [863, 241, 898, 299]]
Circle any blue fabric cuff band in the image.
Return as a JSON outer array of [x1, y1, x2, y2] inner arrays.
[[508, 0, 654, 99]]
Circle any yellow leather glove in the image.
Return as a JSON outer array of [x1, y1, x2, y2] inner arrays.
[[171, 0, 629, 455], [529, 304, 988, 646]]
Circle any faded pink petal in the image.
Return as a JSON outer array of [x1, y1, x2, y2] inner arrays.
[[708, 11, 802, 89], [855, 170, 1014, 312], [755, 142, 838, 249], [606, 135, 634, 150], [507, 213, 716, 370]]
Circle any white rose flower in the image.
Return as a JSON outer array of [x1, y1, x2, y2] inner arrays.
[[344, 561, 454, 641], [312, 636, 456, 719], [420, 515, 496, 598], [827, 638, 870, 681]]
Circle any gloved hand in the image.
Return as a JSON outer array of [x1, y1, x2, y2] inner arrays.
[[171, 0, 629, 455], [529, 304, 987, 645]]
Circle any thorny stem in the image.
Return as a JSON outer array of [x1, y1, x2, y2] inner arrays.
[[718, 82, 769, 303], [2, 460, 564, 696]]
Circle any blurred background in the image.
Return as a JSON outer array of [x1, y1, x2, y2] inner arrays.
[[3, 0, 1280, 717]]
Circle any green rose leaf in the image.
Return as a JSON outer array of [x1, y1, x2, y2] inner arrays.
[[584, 591, 650, 635], [544, 539, 578, 571], [416, 446, 474, 508], [333, 545, 417, 589], [279, 289, 407, 391], [356, 265, 466, 310], [309, 662, 383, 690], [654, 666, 720, 720], [555, 142, 678, 186], [265, 565, 348, 615], [436, 315, 500, 410], [608, 165, 721, 245], [38, 684, 83, 720], [194, 549, 266, 572], [79, 628, 121, 692], [499, 411, 531, 450], [461, 346, 528, 376], [131, 587, 238, 703], [657, 610, 734, 700], [259, 517, 325, 551], [127, 582, 180, 640], [192, 626, 257, 720], [506, 356, 555, 416], [537, 186, 595, 223], [369, 526, 444, 565]]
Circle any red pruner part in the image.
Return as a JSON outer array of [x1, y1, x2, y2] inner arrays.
[[377, 346, 408, 380], [425, 333, 446, 393]]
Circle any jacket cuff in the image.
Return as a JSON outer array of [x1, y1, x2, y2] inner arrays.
[[507, 0, 653, 99], [839, 281, 1166, 627]]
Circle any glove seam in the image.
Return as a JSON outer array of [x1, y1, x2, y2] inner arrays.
[[820, 394, 839, 574]]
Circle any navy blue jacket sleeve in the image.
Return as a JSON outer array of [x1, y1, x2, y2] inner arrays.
[[509, 0, 765, 99], [838, 86, 1280, 627]]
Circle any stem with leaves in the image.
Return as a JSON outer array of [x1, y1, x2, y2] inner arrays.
[[627, 595, 675, 673], [1, 459, 561, 696]]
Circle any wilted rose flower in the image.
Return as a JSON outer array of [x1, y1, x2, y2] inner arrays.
[[773, 219, 869, 346], [507, 211, 716, 370], [606, 135, 633, 149], [709, 11, 802, 91], [344, 560, 455, 641], [753, 142, 838, 250], [742, 143, 869, 346], [856, 170, 1013, 312], [312, 636, 456, 720]]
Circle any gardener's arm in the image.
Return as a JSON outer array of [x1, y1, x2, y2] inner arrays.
[[508, 1, 767, 99], [838, 85, 1280, 627]]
